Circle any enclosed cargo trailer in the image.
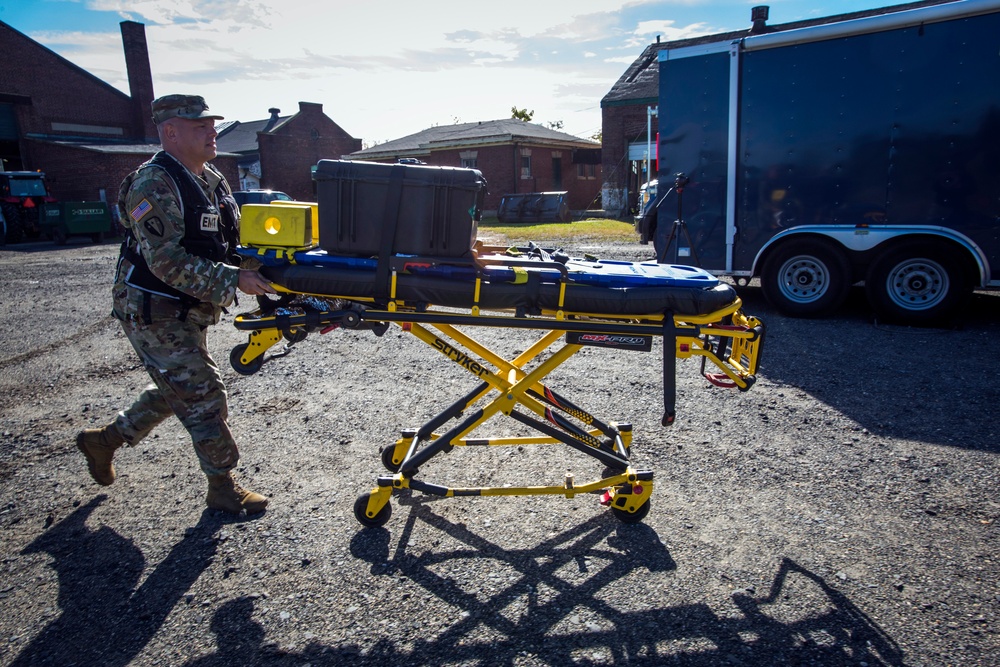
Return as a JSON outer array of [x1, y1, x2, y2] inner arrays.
[[650, 0, 1000, 323]]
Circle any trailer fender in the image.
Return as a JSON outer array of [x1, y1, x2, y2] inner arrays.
[[753, 225, 990, 288]]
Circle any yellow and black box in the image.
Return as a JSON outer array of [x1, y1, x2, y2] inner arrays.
[[239, 203, 316, 248], [266, 200, 319, 245]]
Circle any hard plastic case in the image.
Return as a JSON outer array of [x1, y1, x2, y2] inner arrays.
[[314, 159, 485, 258]]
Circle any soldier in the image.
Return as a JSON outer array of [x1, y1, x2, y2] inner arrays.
[[77, 94, 275, 514]]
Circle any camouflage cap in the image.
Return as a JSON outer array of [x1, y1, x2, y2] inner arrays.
[[151, 94, 224, 125]]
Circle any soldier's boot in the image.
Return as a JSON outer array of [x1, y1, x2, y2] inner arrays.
[[76, 423, 126, 486], [206, 472, 269, 514]]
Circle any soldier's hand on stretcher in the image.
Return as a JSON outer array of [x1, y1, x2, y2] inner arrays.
[[238, 269, 277, 296]]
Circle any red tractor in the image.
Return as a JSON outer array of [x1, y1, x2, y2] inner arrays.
[[1, 171, 57, 245]]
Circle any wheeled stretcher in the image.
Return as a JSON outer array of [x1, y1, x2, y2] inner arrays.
[[231, 240, 764, 527]]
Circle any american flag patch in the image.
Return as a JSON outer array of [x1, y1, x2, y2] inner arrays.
[[130, 199, 152, 221]]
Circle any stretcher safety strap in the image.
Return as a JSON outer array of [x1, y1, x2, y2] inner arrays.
[[375, 165, 406, 299], [662, 313, 676, 427]]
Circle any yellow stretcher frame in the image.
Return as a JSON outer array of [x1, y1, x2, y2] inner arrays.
[[231, 283, 763, 527]]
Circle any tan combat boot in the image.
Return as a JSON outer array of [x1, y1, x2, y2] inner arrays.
[[206, 472, 269, 514], [76, 424, 126, 486]]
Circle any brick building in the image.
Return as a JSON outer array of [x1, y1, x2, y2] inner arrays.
[[0, 19, 237, 204], [599, 0, 951, 218], [216, 104, 362, 201], [347, 120, 602, 213]]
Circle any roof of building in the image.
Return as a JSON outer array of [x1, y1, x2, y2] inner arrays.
[[35, 139, 239, 159], [350, 119, 599, 160], [215, 110, 293, 155], [602, 0, 957, 107]]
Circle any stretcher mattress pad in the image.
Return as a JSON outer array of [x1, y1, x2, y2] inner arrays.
[[242, 248, 738, 316]]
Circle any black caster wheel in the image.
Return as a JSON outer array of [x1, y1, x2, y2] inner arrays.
[[343, 310, 361, 328], [230, 343, 264, 375], [611, 499, 650, 524], [282, 328, 308, 344], [354, 493, 392, 528], [381, 445, 402, 473]]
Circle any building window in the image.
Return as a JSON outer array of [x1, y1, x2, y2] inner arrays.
[[460, 150, 478, 169], [577, 163, 596, 179], [520, 148, 532, 179]]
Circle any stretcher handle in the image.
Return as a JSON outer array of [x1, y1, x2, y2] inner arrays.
[[475, 256, 569, 280]]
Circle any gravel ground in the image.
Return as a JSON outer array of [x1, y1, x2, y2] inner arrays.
[[0, 238, 998, 667]]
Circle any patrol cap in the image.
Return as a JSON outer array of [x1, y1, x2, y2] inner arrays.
[[151, 94, 224, 125]]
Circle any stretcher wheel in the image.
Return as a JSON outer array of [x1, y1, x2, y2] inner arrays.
[[229, 343, 264, 376], [611, 500, 650, 524], [381, 445, 402, 473], [354, 493, 392, 527], [343, 311, 361, 328]]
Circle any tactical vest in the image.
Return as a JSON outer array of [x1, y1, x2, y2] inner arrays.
[[118, 152, 239, 310]]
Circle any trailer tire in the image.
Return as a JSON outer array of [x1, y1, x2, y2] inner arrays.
[[760, 240, 851, 317], [865, 241, 971, 324]]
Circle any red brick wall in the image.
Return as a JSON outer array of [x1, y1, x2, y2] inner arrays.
[[25, 141, 238, 204], [258, 102, 362, 201], [0, 19, 175, 210], [0, 21, 139, 142], [417, 144, 602, 212], [601, 104, 658, 216]]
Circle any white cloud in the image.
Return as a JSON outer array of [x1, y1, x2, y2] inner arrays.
[[33, 0, 834, 142]]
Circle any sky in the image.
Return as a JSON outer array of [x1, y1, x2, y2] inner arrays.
[[1, 0, 888, 145]]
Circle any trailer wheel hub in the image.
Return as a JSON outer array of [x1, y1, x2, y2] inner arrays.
[[888, 260, 947, 308], [778, 256, 828, 304]]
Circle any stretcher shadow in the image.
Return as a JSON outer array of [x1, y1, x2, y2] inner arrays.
[[330, 503, 903, 666]]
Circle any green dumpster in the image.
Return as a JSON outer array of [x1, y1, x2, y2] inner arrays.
[[42, 202, 113, 245]]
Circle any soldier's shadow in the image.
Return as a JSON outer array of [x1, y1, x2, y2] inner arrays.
[[10, 495, 228, 667]]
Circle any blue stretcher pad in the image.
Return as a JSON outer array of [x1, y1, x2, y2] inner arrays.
[[237, 246, 736, 317]]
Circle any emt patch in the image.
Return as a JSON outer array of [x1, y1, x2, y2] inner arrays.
[[130, 199, 152, 221], [200, 212, 220, 232]]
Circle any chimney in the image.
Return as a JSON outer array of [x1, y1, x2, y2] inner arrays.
[[298, 101, 323, 115], [120, 21, 157, 142], [750, 6, 770, 34], [263, 107, 281, 132]]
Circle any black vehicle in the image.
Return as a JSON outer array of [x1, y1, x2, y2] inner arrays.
[[232, 189, 292, 207], [651, 0, 1000, 323]]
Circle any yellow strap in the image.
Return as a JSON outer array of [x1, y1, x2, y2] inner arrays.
[[511, 267, 527, 284]]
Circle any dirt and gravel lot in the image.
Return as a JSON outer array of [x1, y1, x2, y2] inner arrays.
[[0, 238, 998, 667]]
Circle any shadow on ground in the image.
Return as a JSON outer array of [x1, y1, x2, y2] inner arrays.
[[10, 496, 905, 666], [735, 285, 1000, 453]]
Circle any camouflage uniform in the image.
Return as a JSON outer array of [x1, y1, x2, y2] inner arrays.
[[112, 154, 242, 476]]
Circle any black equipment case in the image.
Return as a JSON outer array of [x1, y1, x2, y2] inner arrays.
[[314, 159, 486, 258]]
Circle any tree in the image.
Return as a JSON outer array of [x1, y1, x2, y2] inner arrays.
[[546, 120, 564, 130], [510, 106, 534, 122]]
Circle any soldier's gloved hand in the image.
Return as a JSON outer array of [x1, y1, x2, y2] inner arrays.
[[238, 269, 277, 296]]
